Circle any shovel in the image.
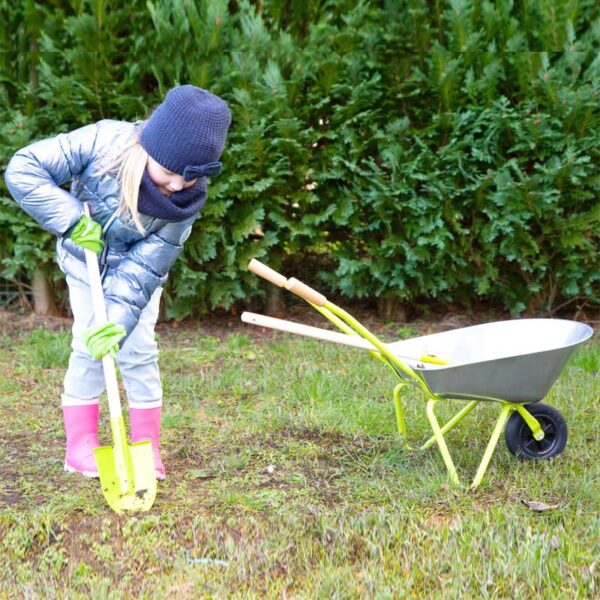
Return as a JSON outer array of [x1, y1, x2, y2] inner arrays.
[[83, 204, 157, 514]]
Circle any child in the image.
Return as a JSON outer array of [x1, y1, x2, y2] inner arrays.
[[4, 85, 231, 480]]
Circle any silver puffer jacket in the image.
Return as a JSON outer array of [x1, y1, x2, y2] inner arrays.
[[4, 119, 203, 340]]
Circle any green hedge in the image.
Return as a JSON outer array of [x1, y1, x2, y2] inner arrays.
[[1, 0, 598, 317]]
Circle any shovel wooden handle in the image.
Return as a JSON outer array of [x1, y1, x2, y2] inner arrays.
[[83, 203, 123, 421]]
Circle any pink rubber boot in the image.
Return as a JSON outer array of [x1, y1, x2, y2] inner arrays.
[[63, 402, 100, 477], [129, 407, 165, 480]]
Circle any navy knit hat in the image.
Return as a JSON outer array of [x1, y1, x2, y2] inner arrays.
[[140, 85, 232, 181]]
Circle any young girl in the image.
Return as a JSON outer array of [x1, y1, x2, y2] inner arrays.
[[4, 85, 231, 480]]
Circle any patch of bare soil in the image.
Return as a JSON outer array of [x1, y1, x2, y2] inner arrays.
[[155, 302, 507, 344], [3, 302, 596, 343], [0, 308, 72, 337], [0, 429, 68, 507]]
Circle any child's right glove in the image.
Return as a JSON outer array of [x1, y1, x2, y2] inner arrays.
[[69, 214, 104, 254], [83, 322, 126, 360]]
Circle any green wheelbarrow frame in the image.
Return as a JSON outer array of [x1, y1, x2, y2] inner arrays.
[[247, 259, 551, 490]]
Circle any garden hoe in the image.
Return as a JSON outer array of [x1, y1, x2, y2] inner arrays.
[[83, 204, 156, 514]]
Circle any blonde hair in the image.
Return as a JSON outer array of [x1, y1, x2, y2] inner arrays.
[[101, 136, 148, 235], [116, 141, 148, 235]]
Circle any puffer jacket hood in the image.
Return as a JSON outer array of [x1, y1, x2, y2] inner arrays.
[[4, 119, 204, 342]]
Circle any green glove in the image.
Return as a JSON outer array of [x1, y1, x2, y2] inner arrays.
[[83, 322, 126, 360], [69, 214, 104, 254]]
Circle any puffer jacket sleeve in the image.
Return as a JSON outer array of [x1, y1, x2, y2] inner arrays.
[[4, 123, 100, 236], [103, 215, 197, 341]]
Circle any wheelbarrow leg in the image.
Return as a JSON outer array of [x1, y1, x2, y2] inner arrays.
[[393, 383, 411, 448], [426, 399, 460, 486], [470, 404, 513, 490], [420, 401, 480, 450]]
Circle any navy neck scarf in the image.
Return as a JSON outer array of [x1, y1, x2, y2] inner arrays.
[[137, 171, 207, 221]]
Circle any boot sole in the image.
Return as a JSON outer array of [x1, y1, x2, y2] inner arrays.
[[64, 461, 99, 478]]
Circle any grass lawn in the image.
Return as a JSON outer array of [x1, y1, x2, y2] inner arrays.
[[0, 313, 598, 598]]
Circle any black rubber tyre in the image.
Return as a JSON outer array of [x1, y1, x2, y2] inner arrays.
[[505, 402, 568, 460]]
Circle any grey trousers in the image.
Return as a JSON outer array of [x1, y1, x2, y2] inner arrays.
[[62, 273, 163, 409]]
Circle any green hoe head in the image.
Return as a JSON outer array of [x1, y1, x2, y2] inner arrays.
[[94, 417, 157, 514]]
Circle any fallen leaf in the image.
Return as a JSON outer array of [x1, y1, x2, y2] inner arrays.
[[522, 500, 561, 512], [190, 469, 213, 479]]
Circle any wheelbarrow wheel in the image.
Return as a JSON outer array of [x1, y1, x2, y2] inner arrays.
[[505, 403, 567, 460]]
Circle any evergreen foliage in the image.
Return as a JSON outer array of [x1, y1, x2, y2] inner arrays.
[[0, 0, 598, 317]]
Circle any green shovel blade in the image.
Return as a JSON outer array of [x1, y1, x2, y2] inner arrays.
[[94, 417, 157, 514]]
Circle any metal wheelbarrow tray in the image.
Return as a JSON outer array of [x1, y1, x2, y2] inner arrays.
[[387, 318, 592, 403], [244, 260, 594, 489]]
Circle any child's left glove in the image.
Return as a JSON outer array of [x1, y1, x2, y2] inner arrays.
[[83, 322, 126, 360], [69, 214, 105, 254]]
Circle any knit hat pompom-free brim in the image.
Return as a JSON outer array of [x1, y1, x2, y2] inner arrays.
[[140, 85, 232, 181]]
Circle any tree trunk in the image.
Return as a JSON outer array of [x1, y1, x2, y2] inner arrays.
[[377, 295, 407, 322], [265, 285, 285, 317], [157, 288, 169, 323], [31, 267, 61, 316]]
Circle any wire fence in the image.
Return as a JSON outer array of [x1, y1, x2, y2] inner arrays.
[[0, 277, 31, 309]]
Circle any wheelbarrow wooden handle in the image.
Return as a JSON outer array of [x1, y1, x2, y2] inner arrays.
[[248, 259, 287, 287], [242, 311, 374, 350], [241, 312, 448, 365], [285, 278, 327, 307], [248, 259, 328, 307]]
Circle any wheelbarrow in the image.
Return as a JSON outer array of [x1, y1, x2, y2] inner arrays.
[[243, 259, 594, 489]]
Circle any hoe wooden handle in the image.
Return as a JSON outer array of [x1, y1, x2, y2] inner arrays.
[[248, 259, 288, 287]]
